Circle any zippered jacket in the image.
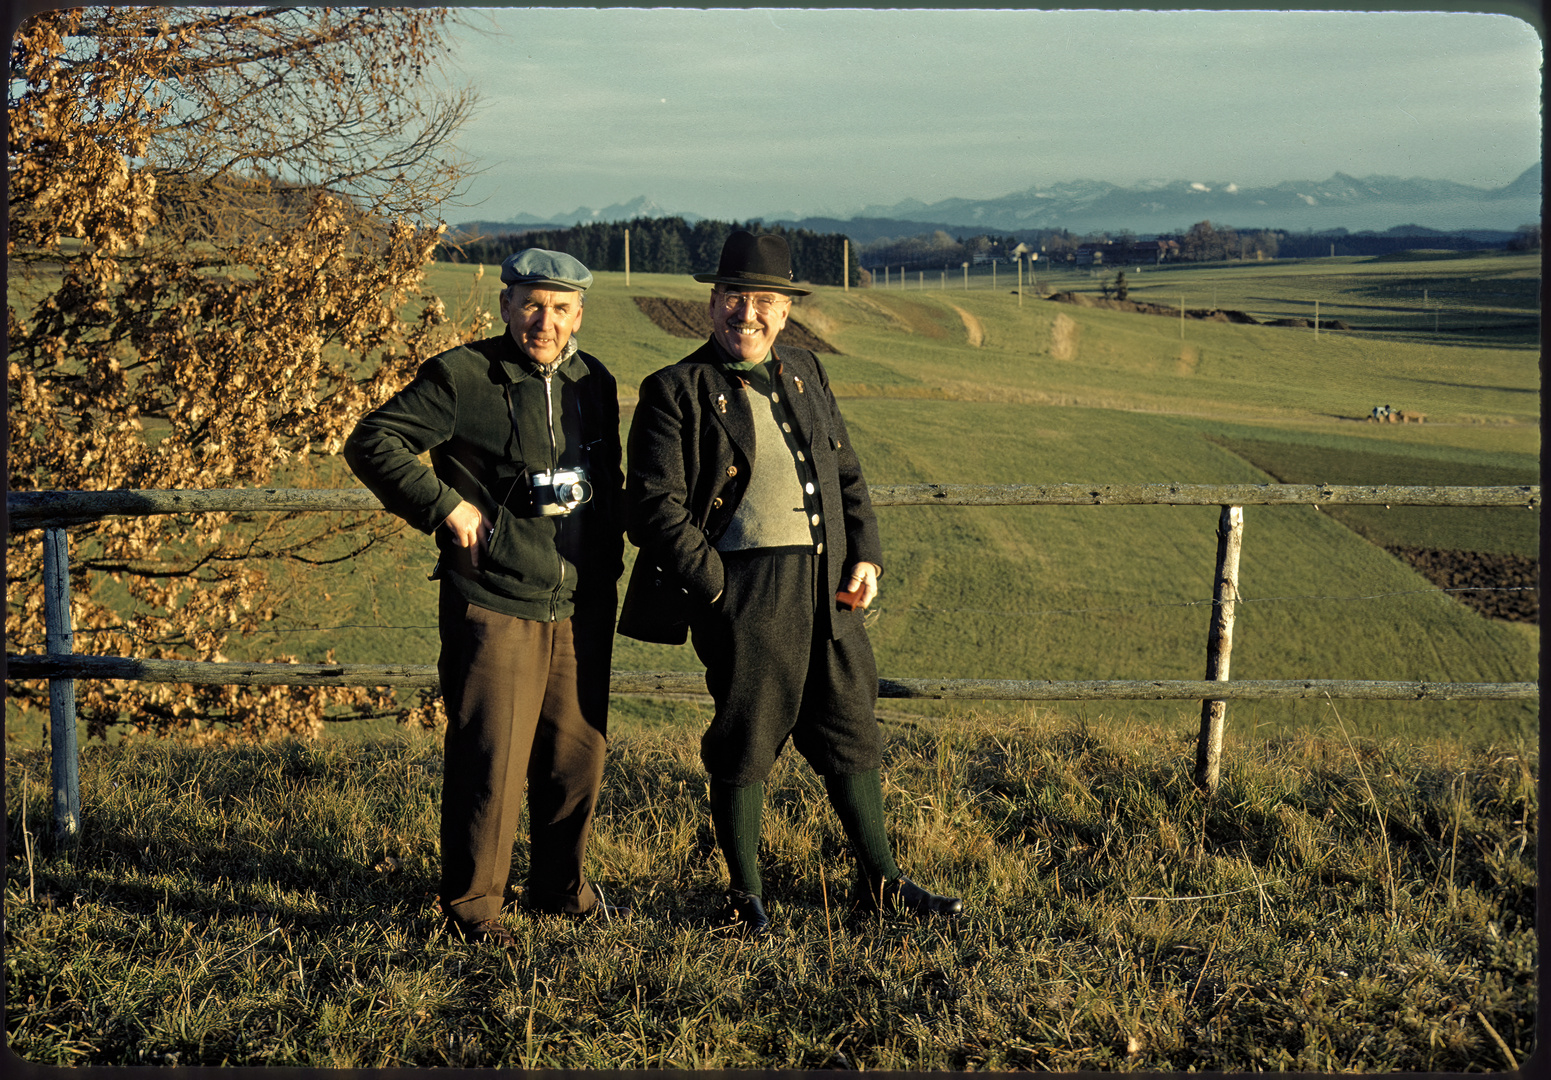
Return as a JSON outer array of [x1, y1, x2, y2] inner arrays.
[[344, 332, 624, 622]]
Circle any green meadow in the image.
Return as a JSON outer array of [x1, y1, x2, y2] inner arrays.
[[204, 251, 1537, 747]]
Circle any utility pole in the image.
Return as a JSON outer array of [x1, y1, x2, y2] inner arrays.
[[962, 262, 969, 290], [843, 239, 849, 292], [624, 228, 631, 286]]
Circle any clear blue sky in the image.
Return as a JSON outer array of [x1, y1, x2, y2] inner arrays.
[[441, 8, 1543, 223]]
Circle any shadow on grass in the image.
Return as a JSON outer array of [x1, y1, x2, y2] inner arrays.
[[3, 711, 1538, 1070]]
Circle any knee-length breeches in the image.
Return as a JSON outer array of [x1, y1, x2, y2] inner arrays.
[[690, 550, 883, 786]]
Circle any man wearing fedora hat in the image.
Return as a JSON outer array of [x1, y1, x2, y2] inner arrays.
[[621, 230, 961, 937], [345, 248, 629, 946]]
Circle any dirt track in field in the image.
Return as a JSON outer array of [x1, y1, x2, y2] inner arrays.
[[948, 303, 984, 347]]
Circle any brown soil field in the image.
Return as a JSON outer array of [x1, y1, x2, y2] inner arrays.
[[1387, 546, 1539, 623], [633, 297, 840, 354]]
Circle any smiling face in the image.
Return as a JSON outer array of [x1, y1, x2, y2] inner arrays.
[[708, 287, 792, 362], [501, 284, 584, 366]]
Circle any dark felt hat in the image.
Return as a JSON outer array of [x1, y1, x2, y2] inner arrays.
[[693, 230, 811, 296]]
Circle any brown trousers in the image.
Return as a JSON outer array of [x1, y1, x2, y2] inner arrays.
[[437, 586, 614, 925]]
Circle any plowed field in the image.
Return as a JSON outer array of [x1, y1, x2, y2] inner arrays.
[[1388, 546, 1538, 622]]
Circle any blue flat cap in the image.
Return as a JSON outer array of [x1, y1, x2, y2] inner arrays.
[[500, 248, 593, 291]]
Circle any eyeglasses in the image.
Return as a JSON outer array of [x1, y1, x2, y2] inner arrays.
[[715, 290, 791, 315]]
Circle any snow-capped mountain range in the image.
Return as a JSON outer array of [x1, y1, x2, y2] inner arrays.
[[836, 165, 1540, 235], [463, 164, 1540, 238]]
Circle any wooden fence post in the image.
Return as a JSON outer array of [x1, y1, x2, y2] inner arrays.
[[1194, 505, 1244, 794], [43, 526, 81, 844]]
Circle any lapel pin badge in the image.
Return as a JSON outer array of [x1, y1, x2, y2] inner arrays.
[[715, 392, 727, 414], [794, 376, 805, 393]]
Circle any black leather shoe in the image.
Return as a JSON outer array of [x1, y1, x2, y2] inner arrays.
[[718, 890, 772, 938], [856, 876, 963, 918]]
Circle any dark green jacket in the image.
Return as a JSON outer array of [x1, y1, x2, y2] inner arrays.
[[344, 333, 624, 622]]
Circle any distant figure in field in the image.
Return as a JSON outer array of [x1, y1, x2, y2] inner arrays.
[[619, 230, 962, 938]]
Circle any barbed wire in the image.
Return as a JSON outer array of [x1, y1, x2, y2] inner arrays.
[[10, 583, 1534, 652]]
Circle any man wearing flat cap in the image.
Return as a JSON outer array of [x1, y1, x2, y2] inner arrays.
[[621, 230, 961, 937], [345, 249, 628, 946]]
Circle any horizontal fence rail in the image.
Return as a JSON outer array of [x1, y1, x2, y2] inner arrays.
[[4, 655, 1537, 702], [5, 482, 1541, 530]]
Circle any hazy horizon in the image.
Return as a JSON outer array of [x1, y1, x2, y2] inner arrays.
[[447, 164, 1542, 230]]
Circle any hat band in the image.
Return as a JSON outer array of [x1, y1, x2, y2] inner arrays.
[[698, 271, 803, 289]]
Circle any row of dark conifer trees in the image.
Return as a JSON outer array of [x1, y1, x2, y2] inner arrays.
[[436, 216, 860, 287]]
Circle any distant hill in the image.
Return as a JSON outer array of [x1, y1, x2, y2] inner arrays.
[[454, 165, 1540, 244], [450, 196, 703, 240], [759, 165, 1538, 238], [445, 220, 566, 241], [791, 165, 1541, 236]]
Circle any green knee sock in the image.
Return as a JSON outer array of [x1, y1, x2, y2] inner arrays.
[[823, 768, 901, 885], [710, 779, 765, 896]]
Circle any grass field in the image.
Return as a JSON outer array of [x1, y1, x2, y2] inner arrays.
[[4, 709, 1536, 1069], [8, 251, 1535, 749], [99, 252, 1530, 741], [6, 249, 1539, 1069]]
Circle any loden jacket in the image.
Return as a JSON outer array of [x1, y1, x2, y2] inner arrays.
[[344, 332, 624, 623], [619, 339, 882, 644]]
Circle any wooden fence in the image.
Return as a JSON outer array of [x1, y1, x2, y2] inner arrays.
[[7, 482, 1540, 842]]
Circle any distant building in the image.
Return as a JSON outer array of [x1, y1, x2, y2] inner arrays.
[[1128, 239, 1178, 264]]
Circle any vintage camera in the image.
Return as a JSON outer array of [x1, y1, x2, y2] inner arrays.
[[528, 467, 593, 516]]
